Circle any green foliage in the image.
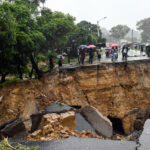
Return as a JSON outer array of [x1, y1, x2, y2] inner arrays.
[[137, 18, 150, 42], [110, 25, 130, 41], [0, 0, 106, 82], [66, 20, 105, 57], [0, 138, 39, 150]]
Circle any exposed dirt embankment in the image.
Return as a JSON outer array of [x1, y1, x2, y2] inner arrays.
[[1, 60, 150, 134]]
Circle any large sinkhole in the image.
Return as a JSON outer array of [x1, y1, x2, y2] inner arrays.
[[108, 116, 124, 134]]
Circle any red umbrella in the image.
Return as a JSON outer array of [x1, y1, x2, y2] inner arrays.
[[88, 45, 96, 49], [111, 44, 118, 48]]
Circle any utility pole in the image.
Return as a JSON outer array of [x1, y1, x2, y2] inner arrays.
[[132, 29, 134, 43], [97, 17, 107, 37]]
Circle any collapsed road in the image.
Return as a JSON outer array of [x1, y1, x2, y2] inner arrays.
[[1, 53, 150, 149]]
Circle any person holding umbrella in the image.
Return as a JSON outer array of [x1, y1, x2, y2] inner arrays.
[[78, 45, 87, 64], [88, 45, 96, 64]]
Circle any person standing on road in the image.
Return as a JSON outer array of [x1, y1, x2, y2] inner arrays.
[[97, 48, 101, 61], [81, 49, 86, 65], [122, 46, 128, 60], [89, 49, 94, 64]]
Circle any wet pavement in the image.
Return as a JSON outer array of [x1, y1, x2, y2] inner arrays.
[[62, 50, 150, 69], [12, 137, 137, 150]]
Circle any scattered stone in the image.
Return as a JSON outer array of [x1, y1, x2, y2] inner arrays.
[[81, 106, 113, 138], [45, 102, 73, 113], [1, 119, 26, 137]]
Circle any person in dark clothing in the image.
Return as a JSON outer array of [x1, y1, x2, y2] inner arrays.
[[122, 46, 129, 60], [89, 49, 94, 64], [49, 56, 54, 70], [81, 49, 86, 65], [97, 48, 101, 61], [58, 56, 63, 67]]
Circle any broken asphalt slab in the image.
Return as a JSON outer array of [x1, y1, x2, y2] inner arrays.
[[12, 137, 137, 150], [45, 102, 73, 113], [75, 113, 97, 135], [81, 106, 113, 137], [138, 119, 150, 150]]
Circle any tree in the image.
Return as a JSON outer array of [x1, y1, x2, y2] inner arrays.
[[0, 2, 17, 82], [137, 18, 150, 42], [66, 20, 106, 57], [110, 25, 130, 43]]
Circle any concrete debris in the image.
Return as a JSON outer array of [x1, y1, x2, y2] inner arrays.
[[0, 119, 26, 137], [81, 106, 113, 138], [45, 102, 73, 113], [28, 111, 104, 141], [139, 119, 150, 150]]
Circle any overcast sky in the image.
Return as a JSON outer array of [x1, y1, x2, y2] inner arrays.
[[45, 0, 150, 31]]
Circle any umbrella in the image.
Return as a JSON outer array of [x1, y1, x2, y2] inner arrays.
[[78, 45, 88, 49], [57, 55, 65, 59], [88, 45, 96, 49], [111, 44, 118, 48]]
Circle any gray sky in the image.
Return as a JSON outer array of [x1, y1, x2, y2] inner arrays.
[[45, 0, 150, 30]]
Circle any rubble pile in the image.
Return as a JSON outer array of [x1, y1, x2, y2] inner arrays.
[[27, 111, 104, 141]]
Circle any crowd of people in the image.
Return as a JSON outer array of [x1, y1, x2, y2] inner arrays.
[[77, 45, 130, 65], [48, 44, 133, 70], [77, 48, 102, 65]]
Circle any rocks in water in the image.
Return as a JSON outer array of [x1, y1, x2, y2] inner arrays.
[[45, 102, 73, 113], [81, 106, 113, 138], [0, 119, 26, 137]]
